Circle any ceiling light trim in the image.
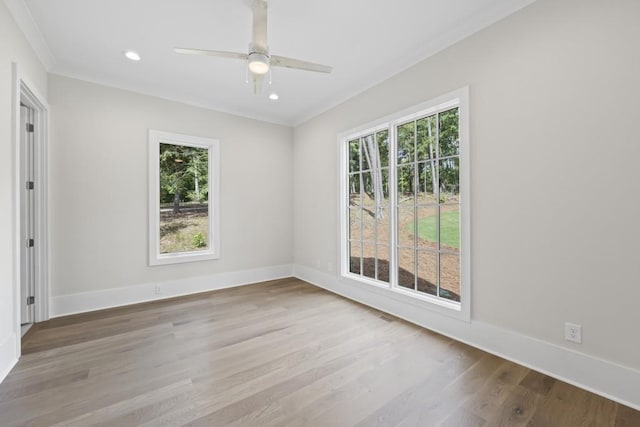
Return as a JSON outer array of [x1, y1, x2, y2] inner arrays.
[[4, 0, 56, 70], [124, 50, 141, 61]]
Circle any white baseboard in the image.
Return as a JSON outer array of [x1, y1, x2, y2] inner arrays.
[[0, 333, 18, 384], [293, 264, 640, 411], [50, 264, 293, 318]]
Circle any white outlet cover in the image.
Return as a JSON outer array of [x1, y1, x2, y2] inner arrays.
[[565, 322, 582, 344]]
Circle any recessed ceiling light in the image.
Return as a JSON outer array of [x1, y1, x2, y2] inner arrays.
[[269, 93, 279, 101], [124, 50, 141, 61]]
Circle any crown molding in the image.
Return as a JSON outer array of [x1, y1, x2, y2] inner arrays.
[[292, 0, 537, 126], [4, 0, 55, 70]]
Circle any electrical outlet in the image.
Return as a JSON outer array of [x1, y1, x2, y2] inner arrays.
[[565, 322, 582, 344], [154, 285, 162, 295]]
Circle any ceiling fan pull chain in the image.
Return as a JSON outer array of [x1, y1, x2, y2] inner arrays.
[[269, 67, 272, 85]]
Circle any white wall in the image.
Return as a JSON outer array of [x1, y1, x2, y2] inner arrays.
[[0, 1, 47, 379], [48, 75, 293, 302], [293, 0, 640, 405]]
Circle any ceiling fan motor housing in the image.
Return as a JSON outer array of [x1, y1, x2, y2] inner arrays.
[[248, 51, 270, 75]]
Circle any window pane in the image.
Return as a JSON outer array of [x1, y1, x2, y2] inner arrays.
[[416, 115, 437, 161], [349, 241, 362, 275], [159, 143, 209, 254], [417, 161, 436, 204], [377, 245, 390, 282], [398, 248, 415, 290], [361, 135, 372, 171], [439, 157, 459, 199], [417, 250, 437, 296], [376, 207, 389, 244], [397, 164, 415, 204], [362, 172, 374, 206], [439, 108, 459, 157], [362, 243, 376, 280], [349, 139, 360, 172], [362, 243, 376, 279], [361, 207, 376, 244], [349, 208, 361, 241], [379, 168, 390, 207], [397, 122, 415, 165], [415, 206, 438, 249], [365, 168, 387, 207], [440, 253, 460, 302], [397, 207, 415, 248], [349, 173, 361, 206], [439, 204, 460, 252], [377, 130, 389, 168]]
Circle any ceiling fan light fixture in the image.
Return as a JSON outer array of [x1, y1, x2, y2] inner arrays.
[[248, 52, 270, 75]]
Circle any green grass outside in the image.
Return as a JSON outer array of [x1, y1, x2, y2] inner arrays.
[[409, 209, 460, 249]]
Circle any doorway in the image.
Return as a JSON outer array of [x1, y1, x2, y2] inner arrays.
[[13, 66, 50, 349], [19, 103, 36, 335]]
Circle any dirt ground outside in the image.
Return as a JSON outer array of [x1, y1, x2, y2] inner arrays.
[[349, 194, 460, 302], [159, 208, 209, 254]]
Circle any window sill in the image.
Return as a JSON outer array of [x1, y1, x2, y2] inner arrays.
[[342, 272, 469, 322], [150, 249, 219, 266]]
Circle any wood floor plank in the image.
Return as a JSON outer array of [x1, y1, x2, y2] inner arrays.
[[615, 404, 640, 427], [463, 359, 530, 420], [483, 385, 542, 427], [439, 407, 486, 427], [0, 278, 637, 427]]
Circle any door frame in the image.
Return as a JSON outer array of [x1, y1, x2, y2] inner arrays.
[[12, 63, 50, 356]]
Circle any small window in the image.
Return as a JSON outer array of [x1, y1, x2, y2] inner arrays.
[[339, 87, 469, 319], [148, 130, 220, 265]]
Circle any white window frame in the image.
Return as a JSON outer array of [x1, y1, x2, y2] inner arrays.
[[148, 130, 220, 266], [338, 87, 470, 321]]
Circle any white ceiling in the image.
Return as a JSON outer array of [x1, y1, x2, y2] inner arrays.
[[16, 0, 535, 125]]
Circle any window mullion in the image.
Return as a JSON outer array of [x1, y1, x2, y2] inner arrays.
[[413, 120, 418, 292], [435, 111, 441, 298], [359, 138, 364, 277], [390, 125, 398, 290], [373, 134, 379, 281]]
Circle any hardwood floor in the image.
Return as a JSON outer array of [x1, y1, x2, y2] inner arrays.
[[1, 278, 638, 426]]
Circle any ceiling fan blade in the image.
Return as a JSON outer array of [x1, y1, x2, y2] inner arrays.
[[270, 55, 333, 74], [252, 73, 265, 94], [174, 47, 248, 60], [252, 0, 268, 52]]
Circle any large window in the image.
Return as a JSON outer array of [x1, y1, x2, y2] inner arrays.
[[340, 88, 469, 316], [149, 130, 220, 265]]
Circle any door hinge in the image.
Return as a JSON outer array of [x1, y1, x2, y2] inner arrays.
[[26, 123, 34, 133], [27, 296, 35, 305], [26, 238, 35, 248], [26, 181, 34, 190]]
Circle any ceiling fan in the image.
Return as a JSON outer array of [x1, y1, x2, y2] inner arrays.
[[174, 0, 332, 93]]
